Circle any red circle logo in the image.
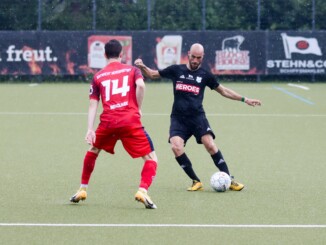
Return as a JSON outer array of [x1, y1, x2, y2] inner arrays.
[[296, 40, 309, 50]]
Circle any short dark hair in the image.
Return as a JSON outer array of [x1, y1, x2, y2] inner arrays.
[[105, 39, 122, 59]]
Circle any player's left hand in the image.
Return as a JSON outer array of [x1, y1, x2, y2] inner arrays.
[[245, 98, 262, 107]]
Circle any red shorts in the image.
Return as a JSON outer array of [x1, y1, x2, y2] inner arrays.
[[93, 126, 155, 158]]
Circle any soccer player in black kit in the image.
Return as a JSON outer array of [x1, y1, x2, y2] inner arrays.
[[135, 43, 261, 191]]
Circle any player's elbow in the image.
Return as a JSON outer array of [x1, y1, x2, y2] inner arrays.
[[136, 78, 146, 88], [147, 71, 160, 80]]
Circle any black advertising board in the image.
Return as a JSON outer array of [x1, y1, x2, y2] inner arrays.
[[266, 31, 326, 75], [0, 31, 134, 76], [0, 31, 88, 75], [0, 30, 325, 76], [145, 31, 265, 75], [204, 31, 265, 75]]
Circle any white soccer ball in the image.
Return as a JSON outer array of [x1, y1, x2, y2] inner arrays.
[[210, 171, 231, 192]]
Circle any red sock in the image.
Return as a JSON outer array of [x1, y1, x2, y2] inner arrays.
[[81, 151, 98, 185], [139, 160, 157, 190]]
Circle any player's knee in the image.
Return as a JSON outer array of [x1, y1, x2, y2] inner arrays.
[[89, 146, 100, 154], [149, 151, 158, 162], [204, 141, 217, 154], [142, 151, 158, 162], [170, 136, 185, 156], [171, 142, 183, 155]]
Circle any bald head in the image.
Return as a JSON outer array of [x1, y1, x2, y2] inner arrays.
[[187, 43, 204, 70], [189, 43, 204, 55]]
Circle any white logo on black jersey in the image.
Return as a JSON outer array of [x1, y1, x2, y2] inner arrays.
[[180, 75, 185, 79], [187, 75, 194, 80], [196, 76, 202, 83]]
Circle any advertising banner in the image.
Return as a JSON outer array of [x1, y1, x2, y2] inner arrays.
[[0, 31, 87, 75], [266, 31, 326, 75], [88, 35, 132, 68], [1, 31, 325, 76], [135, 31, 266, 76], [203, 31, 265, 75], [0, 31, 147, 76]]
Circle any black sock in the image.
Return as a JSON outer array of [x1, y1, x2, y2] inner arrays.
[[211, 150, 230, 175], [176, 153, 200, 182]]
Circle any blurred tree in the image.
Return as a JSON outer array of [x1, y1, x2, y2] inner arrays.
[[96, 0, 147, 30], [206, 0, 257, 30], [0, 0, 38, 30], [260, 0, 297, 30], [292, 0, 312, 30], [315, 0, 326, 29], [42, 0, 93, 30], [0, 0, 325, 31], [151, 0, 202, 30]]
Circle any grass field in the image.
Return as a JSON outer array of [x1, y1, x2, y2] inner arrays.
[[0, 82, 325, 244]]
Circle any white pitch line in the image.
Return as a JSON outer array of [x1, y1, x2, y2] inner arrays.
[[287, 83, 310, 90], [205, 113, 326, 117], [0, 112, 325, 117], [0, 112, 87, 116], [0, 223, 325, 228], [28, 83, 40, 87]]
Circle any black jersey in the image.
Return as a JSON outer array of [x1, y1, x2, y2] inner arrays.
[[159, 64, 219, 116]]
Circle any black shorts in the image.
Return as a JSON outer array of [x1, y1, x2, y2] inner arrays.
[[169, 114, 215, 144]]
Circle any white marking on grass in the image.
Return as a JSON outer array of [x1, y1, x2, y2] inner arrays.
[[287, 83, 310, 90], [204, 113, 326, 117], [0, 112, 87, 116], [0, 223, 325, 228], [273, 86, 314, 105], [0, 112, 326, 117]]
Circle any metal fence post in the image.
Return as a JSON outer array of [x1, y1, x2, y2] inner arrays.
[[257, 0, 261, 82], [312, 0, 315, 31], [147, 0, 151, 30], [92, 0, 97, 30], [257, 0, 261, 30], [202, 0, 206, 31], [312, 0, 316, 82], [37, 0, 42, 31]]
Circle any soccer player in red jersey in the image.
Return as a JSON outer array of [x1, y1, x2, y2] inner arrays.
[[70, 39, 158, 209]]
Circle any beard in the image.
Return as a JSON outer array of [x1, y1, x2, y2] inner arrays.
[[189, 62, 200, 70]]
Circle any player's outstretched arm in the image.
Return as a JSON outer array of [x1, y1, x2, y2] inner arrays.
[[134, 59, 161, 80], [215, 84, 262, 107], [135, 78, 145, 115], [85, 99, 99, 145]]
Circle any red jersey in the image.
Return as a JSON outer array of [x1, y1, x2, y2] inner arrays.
[[90, 61, 143, 128]]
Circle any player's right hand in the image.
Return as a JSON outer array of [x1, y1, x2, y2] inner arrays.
[[85, 129, 96, 145], [134, 59, 144, 68]]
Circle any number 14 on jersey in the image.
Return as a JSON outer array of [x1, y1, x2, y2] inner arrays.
[[101, 75, 130, 102]]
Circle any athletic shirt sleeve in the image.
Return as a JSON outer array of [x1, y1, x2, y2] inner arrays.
[[205, 71, 220, 90], [134, 67, 144, 81], [89, 77, 100, 101], [158, 65, 178, 79]]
